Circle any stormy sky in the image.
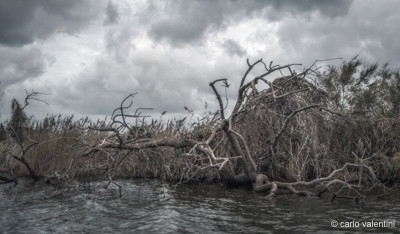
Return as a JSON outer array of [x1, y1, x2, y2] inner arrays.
[[0, 0, 399, 122]]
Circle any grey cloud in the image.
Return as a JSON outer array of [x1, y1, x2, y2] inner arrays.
[[149, 18, 208, 46], [7, 0, 396, 125], [53, 58, 139, 115], [264, 0, 353, 18], [52, 47, 234, 116], [104, 1, 119, 25], [0, 0, 103, 47], [0, 46, 49, 119], [105, 26, 136, 62], [146, 0, 353, 46], [222, 39, 246, 57], [147, 0, 225, 46], [275, 0, 400, 67], [0, 46, 47, 87]]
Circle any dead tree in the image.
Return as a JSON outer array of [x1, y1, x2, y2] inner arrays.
[[83, 58, 387, 200], [1, 91, 48, 183]]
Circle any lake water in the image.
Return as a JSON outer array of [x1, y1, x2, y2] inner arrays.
[[0, 179, 399, 233]]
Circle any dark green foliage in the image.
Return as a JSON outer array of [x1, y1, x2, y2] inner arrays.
[[7, 99, 28, 143], [320, 57, 400, 118]]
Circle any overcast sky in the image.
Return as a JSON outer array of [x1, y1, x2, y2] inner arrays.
[[1, 0, 399, 122]]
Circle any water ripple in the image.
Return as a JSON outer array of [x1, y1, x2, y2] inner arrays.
[[0, 179, 399, 233]]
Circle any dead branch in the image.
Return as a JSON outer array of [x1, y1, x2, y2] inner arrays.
[[12, 155, 39, 181], [22, 90, 48, 110], [209, 79, 228, 119], [272, 104, 321, 151], [0, 175, 17, 184]]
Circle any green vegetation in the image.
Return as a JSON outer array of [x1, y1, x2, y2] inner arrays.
[[320, 56, 400, 117]]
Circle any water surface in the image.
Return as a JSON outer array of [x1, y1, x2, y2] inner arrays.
[[0, 179, 399, 233]]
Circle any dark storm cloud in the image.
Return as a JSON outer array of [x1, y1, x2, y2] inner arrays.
[[0, 0, 103, 47], [0, 46, 47, 87], [222, 39, 246, 57], [146, 0, 353, 46], [275, 0, 400, 67], [5, 0, 398, 124], [265, 0, 353, 18], [0, 45, 49, 116], [104, 1, 119, 25]]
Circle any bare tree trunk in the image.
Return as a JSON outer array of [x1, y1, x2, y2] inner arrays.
[[13, 156, 39, 181]]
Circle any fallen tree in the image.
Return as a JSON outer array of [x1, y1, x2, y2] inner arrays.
[[78, 58, 390, 200]]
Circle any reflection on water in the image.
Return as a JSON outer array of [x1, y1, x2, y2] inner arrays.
[[0, 179, 399, 233]]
